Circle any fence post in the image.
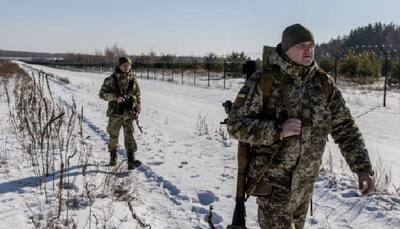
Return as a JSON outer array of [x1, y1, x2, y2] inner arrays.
[[383, 53, 388, 107], [207, 67, 210, 87], [328, 49, 339, 84], [172, 66, 174, 83], [193, 63, 196, 86], [181, 64, 184, 84], [163, 63, 165, 81], [223, 61, 226, 89], [334, 56, 338, 84]]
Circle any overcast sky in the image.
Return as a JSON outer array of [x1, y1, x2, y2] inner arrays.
[[1, 0, 399, 58]]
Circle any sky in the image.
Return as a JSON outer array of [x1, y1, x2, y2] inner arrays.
[[1, 0, 400, 58]]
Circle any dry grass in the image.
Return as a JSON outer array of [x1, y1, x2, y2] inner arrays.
[[0, 60, 29, 78], [373, 155, 393, 195], [196, 115, 209, 136]]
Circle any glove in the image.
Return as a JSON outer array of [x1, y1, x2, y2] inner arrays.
[[358, 172, 374, 195], [132, 110, 139, 120]]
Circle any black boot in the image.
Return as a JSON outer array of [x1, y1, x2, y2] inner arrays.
[[128, 160, 142, 170], [127, 152, 141, 170], [109, 150, 117, 166]]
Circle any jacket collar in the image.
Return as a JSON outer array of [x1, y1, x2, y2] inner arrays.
[[113, 66, 134, 80]]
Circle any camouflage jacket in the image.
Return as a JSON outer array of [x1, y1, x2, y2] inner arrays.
[[99, 67, 141, 117], [227, 47, 373, 194]]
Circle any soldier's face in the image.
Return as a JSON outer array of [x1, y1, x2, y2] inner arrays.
[[285, 41, 315, 66], [119, 62, 131, 73]]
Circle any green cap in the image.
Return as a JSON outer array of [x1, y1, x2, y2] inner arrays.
[[281, 24, 314, 52], [118, 56, 132, 66]]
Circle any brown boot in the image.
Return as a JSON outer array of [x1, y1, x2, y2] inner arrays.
[[109, 150, 117, 166]]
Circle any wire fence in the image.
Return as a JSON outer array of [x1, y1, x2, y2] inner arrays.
[[25, 60, 259, 90], [319, 44, 400, 107]]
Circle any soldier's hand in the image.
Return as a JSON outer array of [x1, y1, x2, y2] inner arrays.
[[358, 172, 374, 195], [116, 96, 125, 103], [282, 118, 302, 138], [132, 110, 139, 120]]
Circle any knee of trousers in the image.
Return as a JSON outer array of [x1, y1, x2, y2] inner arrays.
[[256, 193, 293, 229], [125, 140, 137, 152]]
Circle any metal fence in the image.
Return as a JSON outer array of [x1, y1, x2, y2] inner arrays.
[[25, 60, 258, 89]]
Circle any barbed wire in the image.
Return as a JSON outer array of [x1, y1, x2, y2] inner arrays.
[[324, 44, 400, 60]]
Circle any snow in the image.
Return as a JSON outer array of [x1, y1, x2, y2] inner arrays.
[[0, 62, 399, 228]]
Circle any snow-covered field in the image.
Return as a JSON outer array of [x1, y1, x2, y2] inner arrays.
[[0, 62, 399, 228]]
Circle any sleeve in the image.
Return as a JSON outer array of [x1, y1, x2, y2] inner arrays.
[[99, 76, 117, 102], [329, 85, 373, 175], [226, 73, 282, 145], [133, 78, 141, 113]]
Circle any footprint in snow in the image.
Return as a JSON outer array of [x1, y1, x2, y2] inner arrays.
[[341, 190, 359, 198], [146, 161, 164, 166], [221, 173, 234, 179], [197, 190, 219, 206]]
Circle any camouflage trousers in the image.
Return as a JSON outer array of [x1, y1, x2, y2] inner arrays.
[[106, 114, 137, 161], [256, 185, 313, 229]]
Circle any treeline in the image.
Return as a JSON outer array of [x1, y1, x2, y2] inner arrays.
[[316, 22, 400, 84], [0, 49, 65, 59], [27, 44, 255, 77], [133, 51, 253, 76], [316, 22, 400, 56]]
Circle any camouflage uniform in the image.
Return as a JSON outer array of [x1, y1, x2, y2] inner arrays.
[[227, 45, 373, 229], [99, 67, 141, 163]]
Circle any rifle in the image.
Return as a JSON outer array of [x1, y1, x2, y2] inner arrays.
[[112, 74, 144, 134], [116, 93, 143, 134], [227, 141, 250, 229], [222, 101, 249, 229], [222, 100, 249, 229], [135, 119, 144, 134], [223, 61, 258, 229]]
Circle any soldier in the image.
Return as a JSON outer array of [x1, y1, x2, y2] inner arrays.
[[227, 24, 374, 229], [99, 56, 141, 170]]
